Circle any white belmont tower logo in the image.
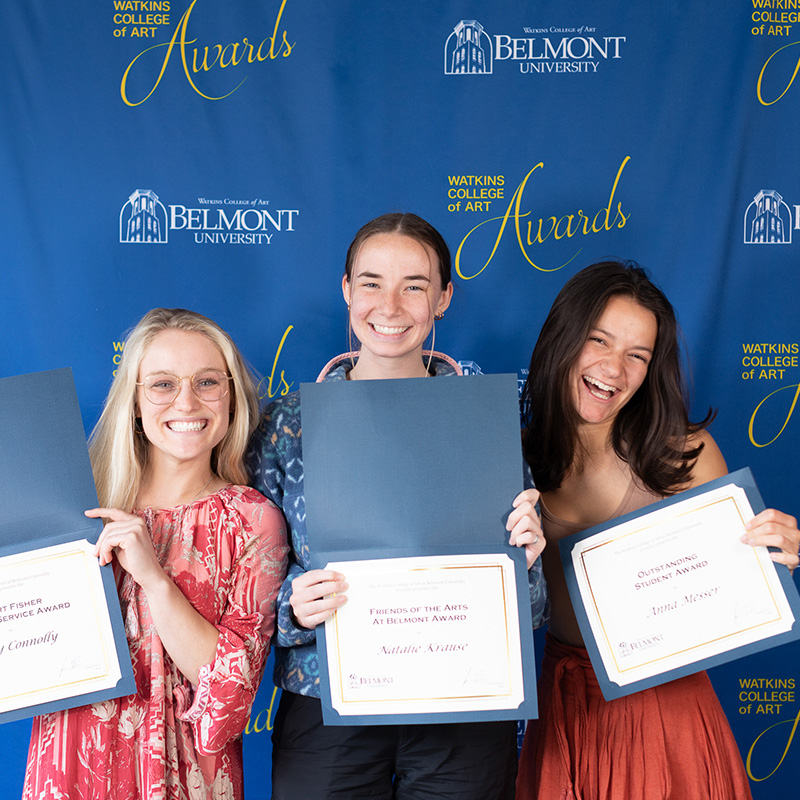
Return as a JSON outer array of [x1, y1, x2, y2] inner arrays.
[[444, 21, 492, 74], [743, 189, 793, 244], [120, 189, 168, 243]]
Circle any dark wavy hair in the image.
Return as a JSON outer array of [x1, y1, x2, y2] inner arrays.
[[344, 213, 452, 289], [521, 260, 714, 495]]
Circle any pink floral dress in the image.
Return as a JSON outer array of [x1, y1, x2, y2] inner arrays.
[[23, 485, 287, 800]]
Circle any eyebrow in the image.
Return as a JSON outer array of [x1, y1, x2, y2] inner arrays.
[[141, 368, 223, 376], [356, 270, 431, 282], [592, 326, 654, 354]]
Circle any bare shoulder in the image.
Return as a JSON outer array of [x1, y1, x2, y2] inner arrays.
[[687, 430, 728, 488]]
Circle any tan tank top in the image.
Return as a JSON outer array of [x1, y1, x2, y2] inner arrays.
[[539, 478, 661, 645], [540, 477, 659, 539]]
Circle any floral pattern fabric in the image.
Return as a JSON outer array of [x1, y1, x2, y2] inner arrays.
[[23, 485, 287, 800], [246, 351, 548, 699], [245, 352, 463, 697]]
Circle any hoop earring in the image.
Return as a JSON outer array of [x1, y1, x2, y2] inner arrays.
[[434, 312, 444, 321], [426, 317, 437, 374], [134, 417, 144, 435]]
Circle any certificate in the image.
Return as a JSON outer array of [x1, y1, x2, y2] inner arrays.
[[323, 554, 524, 717], [0, 541, 121, 713], [561, 469, 800, 700], [0, 369, 135, 724], [302, 373, 538, 724]]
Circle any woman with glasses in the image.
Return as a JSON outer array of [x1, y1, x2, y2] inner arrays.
[[23, 308, 288, 800], [248, 213, 547, 800]]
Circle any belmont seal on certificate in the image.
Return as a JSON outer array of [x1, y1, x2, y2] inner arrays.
[[563, 475, 798, 697], [322, 553, 524, 717], [0, 539, 122, 714]]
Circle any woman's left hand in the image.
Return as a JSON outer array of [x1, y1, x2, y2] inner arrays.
[[742, 508, 800, 570], [507, 488, 545, 570]]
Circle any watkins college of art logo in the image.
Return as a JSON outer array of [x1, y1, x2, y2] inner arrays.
[[444, 19, 625, 76], [119, 189, 298, 245], [743, 189, 795, 244]]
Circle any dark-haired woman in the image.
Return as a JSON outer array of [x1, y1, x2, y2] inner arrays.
[[516, 261, 799, 800], [248, 212, 547, 799]]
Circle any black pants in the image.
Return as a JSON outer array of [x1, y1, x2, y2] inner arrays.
[[271, 691, 518, 800]]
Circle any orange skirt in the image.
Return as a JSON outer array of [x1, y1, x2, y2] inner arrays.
[[516, 635, 752, 800]]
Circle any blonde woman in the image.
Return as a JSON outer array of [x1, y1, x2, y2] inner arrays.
[[24, 308, 287, 800]]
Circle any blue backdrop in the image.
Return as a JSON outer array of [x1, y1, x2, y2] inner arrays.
[[2, 1, 800, 796]]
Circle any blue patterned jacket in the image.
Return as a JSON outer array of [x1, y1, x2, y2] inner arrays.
[[246, 352, 548, 697]]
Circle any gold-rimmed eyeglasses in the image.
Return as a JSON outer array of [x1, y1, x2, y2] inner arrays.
[[137, 370, 232, 405]]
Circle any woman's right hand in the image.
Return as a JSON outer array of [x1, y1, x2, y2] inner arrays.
[[290, 569, 349, 629], [87, 507, 166, 592]]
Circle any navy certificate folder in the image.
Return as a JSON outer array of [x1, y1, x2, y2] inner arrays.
[[560, 468, 800, 701], [0, 368, 135, 724], [301, 373, 538, 725]]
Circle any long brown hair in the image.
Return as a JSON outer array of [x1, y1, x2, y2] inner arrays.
[[521, 261, 714, 495]]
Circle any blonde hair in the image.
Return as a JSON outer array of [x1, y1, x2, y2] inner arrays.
[[88, 308, 260, 510]]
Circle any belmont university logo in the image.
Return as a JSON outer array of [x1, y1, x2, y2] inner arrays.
[[119, 189, 299, 246], [444, 19, 626, 76]]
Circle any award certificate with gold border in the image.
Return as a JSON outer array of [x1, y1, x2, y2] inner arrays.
[[561, 469, 800, 700], [0, 540, 122, 714], [302, 374, 539, 725], [322, 553, 524, 716], [0, 368, 136, 724]]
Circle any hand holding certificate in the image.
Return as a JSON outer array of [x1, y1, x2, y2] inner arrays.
[[301, 374, 539, 725], [560, 469, 800, 700]]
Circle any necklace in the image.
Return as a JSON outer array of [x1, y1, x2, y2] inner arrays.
[[137, 473, 216, 511], [585, 440, 612, 456], [189, 473, 214, 504]]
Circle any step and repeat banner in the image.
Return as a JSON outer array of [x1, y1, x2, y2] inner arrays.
[[2, 1, 799, 796]]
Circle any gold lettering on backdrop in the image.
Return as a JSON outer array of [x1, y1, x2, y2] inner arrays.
[[121, 0, 294, 106], [244, 685, 280, 734], [748, 382, 800, 447], [757, 40, 800, 105], [112, 341, 126, 377], [257, 324, 294, 401], [454, 157, 631, 280], [746, 706, 800, 781]]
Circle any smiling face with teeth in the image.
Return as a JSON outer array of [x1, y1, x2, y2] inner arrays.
[[137, 329, 231, 471], [342, 232, 453, 379], [571, 294, 658, 428]]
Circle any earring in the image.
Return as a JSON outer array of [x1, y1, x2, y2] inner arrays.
[[134, 417, 144, 435], [434, 312, 444, 321]]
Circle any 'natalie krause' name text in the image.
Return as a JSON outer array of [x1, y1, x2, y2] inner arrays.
[[377, 643, 468, 655]]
